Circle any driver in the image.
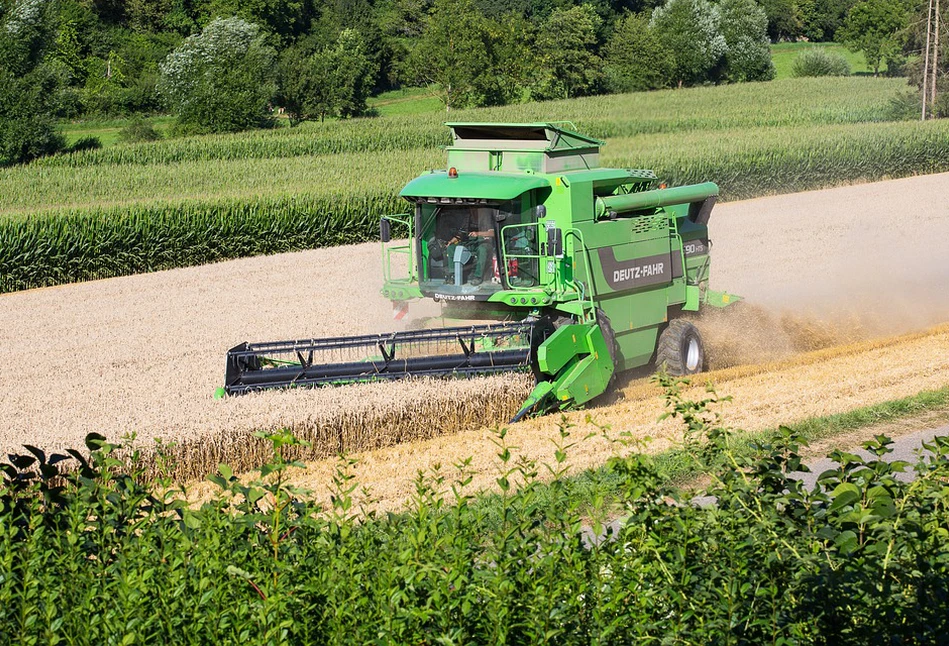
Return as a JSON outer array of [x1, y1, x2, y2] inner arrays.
[[446, 208, 494, 285]]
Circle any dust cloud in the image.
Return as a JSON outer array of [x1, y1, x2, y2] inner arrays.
[[705, 173, 949, 367]]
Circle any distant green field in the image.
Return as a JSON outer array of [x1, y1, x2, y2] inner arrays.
[[368, 87, 445, 116], [6, 76, 929, 293], [60, 116, 176, 147], [771, 42, 871, 79], [59, 46, 867, 147]]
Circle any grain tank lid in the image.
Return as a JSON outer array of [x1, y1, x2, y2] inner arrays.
[[400, 170, 550, 201], [446, 122, 604, 152]]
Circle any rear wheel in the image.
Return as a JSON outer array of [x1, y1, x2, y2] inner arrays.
[[656, 319, 705, 376]]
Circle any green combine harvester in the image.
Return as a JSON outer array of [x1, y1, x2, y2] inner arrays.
[[223, 122, 738, 420]]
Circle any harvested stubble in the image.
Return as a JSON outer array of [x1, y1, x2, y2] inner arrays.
[[277, 324, 949, 513], [2, 175, 949, 487]]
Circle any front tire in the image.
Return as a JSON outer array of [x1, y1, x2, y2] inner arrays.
[[656, 319, 705, 376]]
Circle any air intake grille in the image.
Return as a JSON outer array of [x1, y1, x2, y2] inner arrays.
[[630, 214, 670, 237]]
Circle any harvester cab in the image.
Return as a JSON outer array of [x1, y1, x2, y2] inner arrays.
[[222, 122, 739, 420]]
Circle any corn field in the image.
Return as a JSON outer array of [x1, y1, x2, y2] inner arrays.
[[0, 76, 931, 293]]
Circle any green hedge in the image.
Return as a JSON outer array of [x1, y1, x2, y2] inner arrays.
[[2, 380, 948, 643]]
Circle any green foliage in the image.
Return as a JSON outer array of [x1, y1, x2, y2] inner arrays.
[[604, 12, 674, 93], [759, 0, 857, 42], [651, 0, 727, 87], [406, 0, 491, 110], [66, 135, 102, 153], [480, 12, 535, 105], [198, 0, 310, 44], [275, 43, 333, 124], [772, 42, 870, 79], [0, 190, 402, 292], [799, 0, 858, 41], [275, 29, 377, 124], [158, 16, 277, 134], [792, 47, 852, 77], [610, 119, 949, 199], [759, 0, 802, 40], [118, 116, 162, 143], [531, 4, 603, 100], [719, 0, 775, 83], [2, 383, 949, 642], [0, 0, 65, 165], [329, 28, 378, 118], [840, 0, 909, 75]]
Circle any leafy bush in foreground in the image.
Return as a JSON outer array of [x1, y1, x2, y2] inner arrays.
[[2, 377, 948, 643]]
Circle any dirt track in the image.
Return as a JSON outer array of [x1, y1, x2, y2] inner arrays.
[[2, 174, 948, 488]]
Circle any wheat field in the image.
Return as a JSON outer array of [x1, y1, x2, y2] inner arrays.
[[2, 173, 948, 484]]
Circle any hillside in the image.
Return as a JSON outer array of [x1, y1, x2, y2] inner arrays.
[[6, 76, 948, 294]]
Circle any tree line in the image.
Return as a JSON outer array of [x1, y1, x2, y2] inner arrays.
[[0, 0, 940, 165]]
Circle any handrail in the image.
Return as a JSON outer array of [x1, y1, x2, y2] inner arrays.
[[380, 214, 415, 283], [669, 213, 687, 282], [563, 228, 596, 323]]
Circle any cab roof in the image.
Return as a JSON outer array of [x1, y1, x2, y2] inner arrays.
[[400, 170, 551, 201]]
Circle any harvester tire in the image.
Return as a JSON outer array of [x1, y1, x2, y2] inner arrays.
[[656, 319, 705, 376], [596, 308, 619, 384]]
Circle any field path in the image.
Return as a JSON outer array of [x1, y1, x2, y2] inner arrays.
[[2, 174, 948, 490]]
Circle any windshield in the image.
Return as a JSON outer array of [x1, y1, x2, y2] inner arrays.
[[416, 199, 529, 294]]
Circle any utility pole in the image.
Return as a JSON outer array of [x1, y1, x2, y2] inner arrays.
[[933, 0, 941, 114], [923, 0, 933, 120]]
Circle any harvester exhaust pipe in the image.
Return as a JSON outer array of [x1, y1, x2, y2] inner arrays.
[[595, 182, 719, 224]]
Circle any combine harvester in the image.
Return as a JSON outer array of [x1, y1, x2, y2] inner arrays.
[[222, 123, 738, 421]]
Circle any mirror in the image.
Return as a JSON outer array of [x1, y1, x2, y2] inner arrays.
[[535, 204, 547, 219], [546, 227, 563, 257], [380, 218, 391, 243]]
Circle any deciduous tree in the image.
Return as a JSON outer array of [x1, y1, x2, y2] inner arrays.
[[158, 17, 277, 133], [532, 4, 603, 100], [331, 28, 377, 117], [719, 0, 774, 82], [840, 0, 908, 75], [0, 0, 65, 165], [603, 12, 674, 92], [650, 0, 727, 87], [406, 0, 489, 111]]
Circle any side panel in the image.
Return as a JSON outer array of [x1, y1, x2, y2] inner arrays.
[[597, 293, 663, 371], [582, 222, 674, 358]]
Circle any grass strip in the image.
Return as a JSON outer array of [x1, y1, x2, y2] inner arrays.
[[651, 385, 949, 485], [469, 384, 949, 529]]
